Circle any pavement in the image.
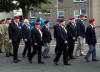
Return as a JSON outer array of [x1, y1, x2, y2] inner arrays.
[[0, 28, 100, 72]]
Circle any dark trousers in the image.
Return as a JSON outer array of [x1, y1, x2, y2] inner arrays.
[[55, 42, 58, 54], [12, 40, 20, 60], [67, 40, 75, 58], [29, 45, 42, 63], [22, 40, 31, 57], [54, 44, 68, 64]]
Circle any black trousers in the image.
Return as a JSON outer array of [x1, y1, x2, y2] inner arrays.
[[55, 42, 59, 54], [54, 44, 68, 64], [67, 40, 75, 58], [22, 40, 31, 57], [12, 40, 20, 60], [29, 45, 42, 63]]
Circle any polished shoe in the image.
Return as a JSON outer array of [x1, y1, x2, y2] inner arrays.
[[38, 61, 44, 64], [17, 59, 21, 62], [70, 57, 76, 59], [13, 59, 21, 63], [0, 50, 3, 53], [92, 59, 99, 61], [29, 60, 33, 64], [6, 54, 10, 57], [84, 57, 90, 62], [9, 53, 13, 56], [43, 56, 50, 58], [64, 63, 71, 66], [54, 61, 58, 65], [22, 55, 25, 58]]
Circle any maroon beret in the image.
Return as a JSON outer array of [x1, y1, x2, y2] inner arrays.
[[89, 18, 95, 24], [35, 22, 40, 25], [14, 16, 20, 19], [70, 17, 75, 20], [80, 14, 85, 17], [56, 18, 61, 22]]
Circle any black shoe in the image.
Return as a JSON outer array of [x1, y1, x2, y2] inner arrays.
[[6, 54, 10, 57], [38, 61, 44, 64], [9, 53, 13, 56], [43, 56, 50, 58], [64, 63, 71, 65], [54, 61, 58, 65], [0, 50, 3, 53], [13, 59, 20, 63], [22, 55, 25, 58], [70, 57, 76, 59], [29, 60, 33, 64], [17, 59, 21, 62]]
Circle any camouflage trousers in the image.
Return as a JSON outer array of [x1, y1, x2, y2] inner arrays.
[[0, 39, 12, 53]]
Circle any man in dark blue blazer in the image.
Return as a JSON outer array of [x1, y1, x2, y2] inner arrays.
[[85, 18, 99, 62], [75, 14, 86, 57], [22, 19, 32, 58], [8, 16, 22, 63], [53, 19, 71, 66], [54, 18, 61, 54], [66, 17, 77, 60]]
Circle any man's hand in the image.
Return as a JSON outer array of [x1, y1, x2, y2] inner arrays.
[[54, 38, 56, 40], [24, 39, 27, 42], [64, 41, 68, 44], [9, 39, 12, 44], [72, 37, 76, 40], [34, 43, 38, 46]]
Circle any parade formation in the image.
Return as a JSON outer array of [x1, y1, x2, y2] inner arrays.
[[0, 14, 99, 66]]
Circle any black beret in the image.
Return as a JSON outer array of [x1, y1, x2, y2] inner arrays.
[[59, 18, 65, 23], [6, 18, 11, 20], [44, 20, 49, 24]]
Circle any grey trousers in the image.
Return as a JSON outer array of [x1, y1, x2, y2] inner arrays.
[[85, 44, 96, 59], [42, 43, 50, 56]]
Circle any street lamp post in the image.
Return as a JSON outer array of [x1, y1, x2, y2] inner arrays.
[[56, 0, 59, 19]]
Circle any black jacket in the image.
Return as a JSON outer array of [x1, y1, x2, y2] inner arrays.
[[66, 22, 77, 41], [85, 25, 97, 45], [55, 24, 68, 45], [42, 26, 52, 43], [8, 22, 22, 43], [77, 19, 85, 38], [31, 27, 44, 46], [22, 24, 31, 41]]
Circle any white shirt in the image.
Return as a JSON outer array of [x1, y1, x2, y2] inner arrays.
[[36, 28, 42, 37], [61, 25, 67, 34]]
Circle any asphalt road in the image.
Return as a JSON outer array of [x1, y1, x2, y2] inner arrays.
[[0, 41, 100, 72]]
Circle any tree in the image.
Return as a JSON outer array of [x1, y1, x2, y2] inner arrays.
[[0, 0, 52, 19]]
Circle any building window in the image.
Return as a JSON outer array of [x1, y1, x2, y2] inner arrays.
[[74, 8, 87, 19], [39, 10, 51, 15], [58, 11, 64, 17], [74, 0, 87, 2], [30, 10, 35, 18]]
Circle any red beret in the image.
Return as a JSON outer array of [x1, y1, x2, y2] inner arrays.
[[35, 22, 40, 25], [14, 16, 20, 19], [89, 18, 95, 24], [70, 17, 75, 20], [80, 14, 85, 17], [56, 18, 61, 22]]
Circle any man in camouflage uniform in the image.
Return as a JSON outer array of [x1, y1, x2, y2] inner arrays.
[[0, 19, 5, 53], [3, 18, 13, 57]]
